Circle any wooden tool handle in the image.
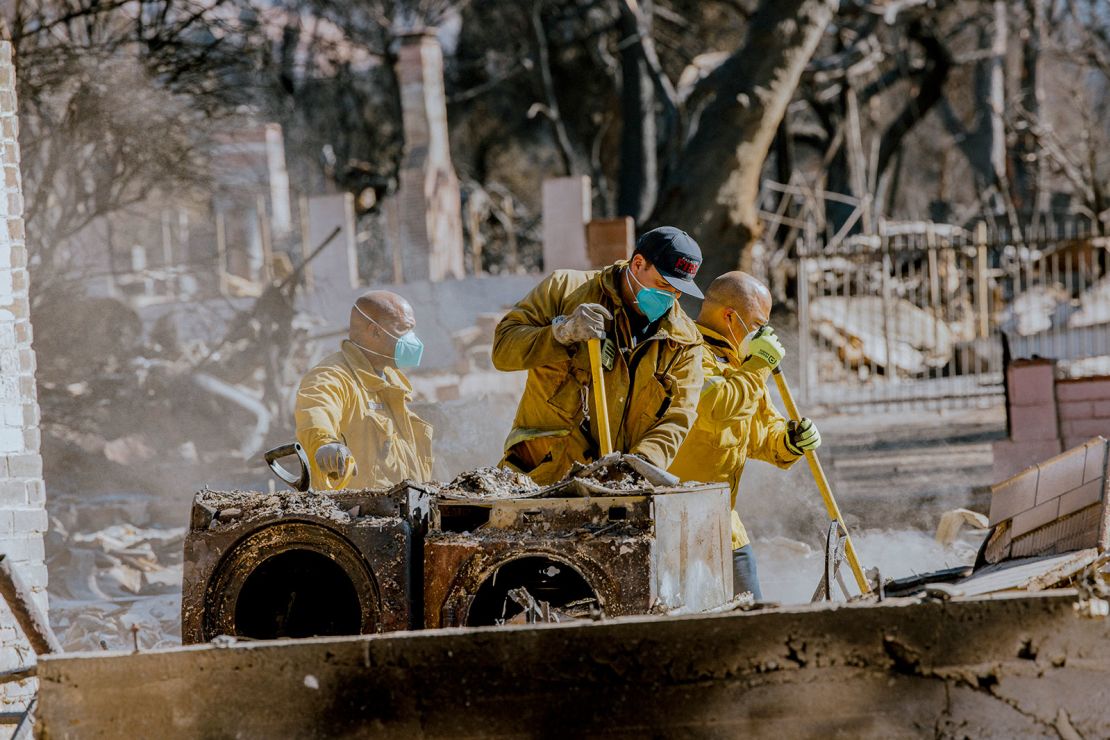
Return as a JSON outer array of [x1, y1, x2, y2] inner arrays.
[[588, 338, 613, 456], [772, 368, 872, 594]]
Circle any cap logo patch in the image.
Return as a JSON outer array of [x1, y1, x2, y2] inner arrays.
[[674, 255, 700, 277]]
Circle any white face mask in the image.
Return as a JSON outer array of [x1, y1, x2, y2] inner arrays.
[[725, 312, 759, 356]]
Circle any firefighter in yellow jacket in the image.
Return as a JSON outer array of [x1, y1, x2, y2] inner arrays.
[[669, 271, 821, 600], [493, 227, 705, 485], [295, 291, 433, 489]]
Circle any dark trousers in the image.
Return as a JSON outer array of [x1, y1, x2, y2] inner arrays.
[[732, 544, 763, 601]]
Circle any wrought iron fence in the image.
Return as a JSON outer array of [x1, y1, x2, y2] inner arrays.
[[797, 217, 1110, 411]]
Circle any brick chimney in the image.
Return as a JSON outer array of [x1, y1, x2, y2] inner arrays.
[[388, 30, 465, 283], [0, 41, 49, 710]]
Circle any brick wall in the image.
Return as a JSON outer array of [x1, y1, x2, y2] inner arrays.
[[0, 41, 49, 709], [1056, 377, 1110, 451], [986, 438, 1109, 562], [992, 359, 1062, 480], [993, 358, 1110, 479]]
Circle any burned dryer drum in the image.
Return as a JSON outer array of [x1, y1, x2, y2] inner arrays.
[[424, 483, 732, 628], [181, 484, 432, 644]]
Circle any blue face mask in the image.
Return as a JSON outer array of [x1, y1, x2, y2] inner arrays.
[[353, 305, 425, 368], [625, 265, 676, 322]]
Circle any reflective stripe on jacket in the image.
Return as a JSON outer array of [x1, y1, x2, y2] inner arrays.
[[295, 340, 433, 489], [492, 262, 703, 485], [668, 325, 801, 549]]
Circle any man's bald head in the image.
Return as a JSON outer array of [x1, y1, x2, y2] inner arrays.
[[698, 271, 772, 347], [349, 291, 416, 364]]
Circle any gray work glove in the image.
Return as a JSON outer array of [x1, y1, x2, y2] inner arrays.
[[315, 442, 356, 481], [785, 418, 821, 455], [551, 303, 612, 345]]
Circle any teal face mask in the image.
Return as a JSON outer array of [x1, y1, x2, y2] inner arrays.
[[354, 305, 425, 368], [625, 265, 676, 322]]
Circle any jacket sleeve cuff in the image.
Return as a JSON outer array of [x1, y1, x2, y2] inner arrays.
[[777, 435, 804, 465]]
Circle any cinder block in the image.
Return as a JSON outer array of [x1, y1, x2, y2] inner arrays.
[[992, 438, 1061, 482], [6, 454, 40, 479], [18, 563, 48, 590], [1058, 479, 1105, 517], [1056, 377, 1110, 402], [989, 466, 1039, 525], [1095, 401, 1110, 418], [21, 428, 38, 453], [1061, 418, 1110, 439], [1036, 444, 1088, 504], [1007, 360, 1056, 406], [1011, 498, 1060, 537], [0, 535, 44, 562], [25, 480, 43, 505], [0, 479, 26, 506], [1084, 439, 1108, 484], [1008, 402, 1059, 441], [1057, 400, 1093, 420], [11, 508, 46, 534]]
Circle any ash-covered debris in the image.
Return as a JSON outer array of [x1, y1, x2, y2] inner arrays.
[[567, 458, 646, 491], [438, 466, 541, 499], [194, 489, 351, 529], [551, 453, 677, 495]]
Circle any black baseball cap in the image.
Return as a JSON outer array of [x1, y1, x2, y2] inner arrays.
[[634, 226, 704, 299]]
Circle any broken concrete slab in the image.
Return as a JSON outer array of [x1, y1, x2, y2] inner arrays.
[[36, 592, 1110, 738]]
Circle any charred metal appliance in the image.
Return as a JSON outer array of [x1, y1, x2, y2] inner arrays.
[[181, 483, 432, 644], [424, 479, 732, 628]]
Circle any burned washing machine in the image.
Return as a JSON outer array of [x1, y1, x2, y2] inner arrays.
[[424, 458, 733, 628], [181, 482, 433, 644]]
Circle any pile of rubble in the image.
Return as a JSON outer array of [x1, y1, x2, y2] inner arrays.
[[47, 518, 183, 651]]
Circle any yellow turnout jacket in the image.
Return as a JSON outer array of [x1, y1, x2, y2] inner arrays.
[[492, 262, 703, 485], [295, 341, 433, 489], [668, 325, 801, 549]]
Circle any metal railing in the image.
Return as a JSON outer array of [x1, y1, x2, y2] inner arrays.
[[797, 218, 1110, 411]]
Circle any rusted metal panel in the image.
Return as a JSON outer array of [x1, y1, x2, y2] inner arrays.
[[424, 484, 732, 627], [181, 484, 433, 643], [652, 486, 731, 613]]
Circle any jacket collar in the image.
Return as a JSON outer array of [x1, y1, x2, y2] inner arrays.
[[340, 340, 413, 396], [698, 323, 771, 379], [697, 324, 740, 364], [598, 261, 701, 346]]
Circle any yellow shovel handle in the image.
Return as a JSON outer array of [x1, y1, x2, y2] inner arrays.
[[772, 368, 871, 594], [587, 338, 613, 456]]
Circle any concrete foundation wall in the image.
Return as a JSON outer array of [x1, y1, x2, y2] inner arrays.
[[0, 42, 47, 711], [37, 593, 1110, 738]]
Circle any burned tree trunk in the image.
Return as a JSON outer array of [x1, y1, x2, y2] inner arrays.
[[651, 0, 838, 279], [617, 0, 658, 224]]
